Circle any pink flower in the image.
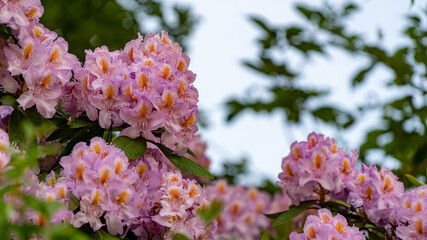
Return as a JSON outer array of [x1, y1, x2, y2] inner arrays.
[[277, 132, 358, 204], [289, 209, 366, 240], [346, 164, 403, 226]]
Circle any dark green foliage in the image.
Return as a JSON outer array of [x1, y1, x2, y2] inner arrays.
[[41, 0, 139, 60], [40, 0, 198, 60]]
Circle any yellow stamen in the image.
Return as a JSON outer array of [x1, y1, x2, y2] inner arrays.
[[170, 188, 180, 199], [231, 202, 239, 215], [138, 73, 149, 89], [138, 104, 149, 118], [365, 186, 373, 200], [162, 66, 170, 79], [115, 160, 123, 174], [24, 43, 33, 59], [314, 153, 322, 169], [40, 74, 51, 88], [104, 85, 115, 99], [100, 169, 110, 184], [182, 113, 195, 127], [342, 159, 350, 173], [188, 186, 198, 197], [285, 163, 294, 176], [76, 163, 84, 180], [92, 143, 102, 155], [137, 163, 147, 177], [163, 93, 173, 108], [415, 201, 423, 212], [335, 221, 345, 233], [177, 80, 185, 95], [307, 226, 316, 238], [57, 187, 66, 199], [99, 58, 109, 74], [91, 190, 101, 205], [48, 48, 60, 63], [116, 191, 128, 204], [33, 27, 42, 38], [416, 219, 423, 234], [128, 47, 134, 62], [25, 8, 38, 18], [177, 60, 185, 71]]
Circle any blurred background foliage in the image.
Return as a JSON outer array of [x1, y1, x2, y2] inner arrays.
[[40, 0, 198, 60], [226, 1, 427, 187], [39, 0, 427, 187]]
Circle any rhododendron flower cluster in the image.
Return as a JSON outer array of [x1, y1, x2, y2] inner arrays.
[[60, 137, 140, 235], [58, 137, 214, 239], [128, 148, 215, 240], [277, 132, 358, 204], [346, 164, 404, 226], [62, 30, 199, 152], [0, 0, 79, 118], [393, 185, 427, 239], [206, 179, 279, 240], [289, 209, 366, 240]]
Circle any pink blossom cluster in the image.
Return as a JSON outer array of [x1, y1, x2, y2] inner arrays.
[[392, 185, 427, 239], [206, 179, 280, 240], [128, 148, 215, 240], [289, 209, 366, 240], [62, 30, 199, 152], [59, 137, 140, 235], [277, 132, 358, 204], [346, 164, 404, 226], [0, 0, 79, 118], [58, 137, 214, 239]]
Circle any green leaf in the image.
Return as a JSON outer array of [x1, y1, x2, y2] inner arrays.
[[95, 230, 120, 240], [68, 192, 80, 211], [186, 148, 196, 158], [171, 233, 191, 240], [260, 230, 271, 240], [351, 63, 375, 87], [328, 200, 351, 208], [155, 143, 214, 179], [199, 201, 221, 224], [272, 200, 316, 226], [112, 136, 146, 159], [67, 118, 94, 129], [405, 174, 425, 187], [1, 95, 16, 106]]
